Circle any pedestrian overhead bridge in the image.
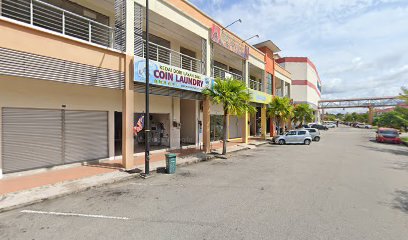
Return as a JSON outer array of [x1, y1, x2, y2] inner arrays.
[[318, 96, 404, 109], [318, 96, 404, 125]]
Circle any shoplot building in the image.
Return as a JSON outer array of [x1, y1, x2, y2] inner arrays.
[[276, 57, 322, 121], [0, 0, 319, 177]]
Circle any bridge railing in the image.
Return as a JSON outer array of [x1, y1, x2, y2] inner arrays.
[[318, 97, 404, 109]]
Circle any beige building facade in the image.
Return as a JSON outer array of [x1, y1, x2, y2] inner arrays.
[[0, 0, 317, 177]]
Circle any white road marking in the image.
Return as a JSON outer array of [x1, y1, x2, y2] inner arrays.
[[130, 182, 185, 187], [21, 210, 130, 220]]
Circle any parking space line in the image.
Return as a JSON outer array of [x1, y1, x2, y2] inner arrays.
[[21, 210, 130, 220]]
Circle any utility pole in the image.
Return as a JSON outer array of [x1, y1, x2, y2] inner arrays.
[[144, 0, 150, 176]]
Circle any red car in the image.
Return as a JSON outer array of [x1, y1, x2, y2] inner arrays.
[[376, 128, 401, 144]]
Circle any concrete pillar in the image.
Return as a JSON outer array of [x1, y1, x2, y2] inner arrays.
[[122, 55, 134, 169], [282, 79, 286, 97], [286, 82, 291, 98], [170, 97, 180, 149], [121, 0, 135, 169], [261, 104, 267, 139], [368, 106, 375, 125], [241, 113, 249, 144], [270, 72, 276, 137], [241, 59, 249, 143], [322, 109, 326, 123], [203, 96, 211, 153], [262, 70, 266, 93], [125, 0, 134, 54]]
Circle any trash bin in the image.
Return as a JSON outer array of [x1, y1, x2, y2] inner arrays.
[[165, 153, 177, 174]]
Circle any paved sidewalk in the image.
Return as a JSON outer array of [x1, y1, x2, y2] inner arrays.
[[0, 139, 268, 212]]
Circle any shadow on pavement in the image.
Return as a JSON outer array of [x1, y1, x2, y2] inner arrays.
[[358, 144, 408, 157], [392, 190, 408, 213], [390, 161, 408, 172]]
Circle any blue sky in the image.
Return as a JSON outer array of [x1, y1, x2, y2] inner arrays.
[[189, 0, 408, 101]]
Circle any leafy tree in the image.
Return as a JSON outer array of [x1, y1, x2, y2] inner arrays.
[[356, 112, 369, 123], [375, 111, 408, 130], [203, 78, 255, 155], [343, 113, 354, 122], [267, 96, 293, 135], [351, 112, 358, 122], [336, 113, 344, 120], [324, 114, 337, 121], [399, 87, 408, 104], [395, 106, 408, 120], [293, 104, 315, 127]]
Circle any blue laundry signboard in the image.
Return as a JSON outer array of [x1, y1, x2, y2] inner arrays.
[[134, 56, 213, 92]]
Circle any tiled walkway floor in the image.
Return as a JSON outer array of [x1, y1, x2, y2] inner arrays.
[[0, 141, 243, 195]]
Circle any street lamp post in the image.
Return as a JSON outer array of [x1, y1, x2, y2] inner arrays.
[[145, 0, 150, 176], [222, 19, 242, 30], [242, 35, 259, 43]]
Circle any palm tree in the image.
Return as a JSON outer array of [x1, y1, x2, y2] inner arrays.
[[203, 78, 255, 155], [293, 104, 315, 128], [267, 96, 293, 135]]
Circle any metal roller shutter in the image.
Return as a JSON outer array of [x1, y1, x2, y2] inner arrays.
[[2, 108, 63, 173], [64, 111, 108, 163], [2, 108, 109, 173]]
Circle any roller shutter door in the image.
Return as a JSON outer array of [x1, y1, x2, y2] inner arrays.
[[2, 108, 63, 173], [2, 108, 108, 173], [64, 111, 108, 163]]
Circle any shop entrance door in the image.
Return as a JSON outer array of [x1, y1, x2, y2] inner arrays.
[[210, 115, 224, 141], [180, 99, 197, 146]]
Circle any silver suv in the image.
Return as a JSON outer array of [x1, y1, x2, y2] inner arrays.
[[304, 128, 321, 142], [274, 130, 313, 145]]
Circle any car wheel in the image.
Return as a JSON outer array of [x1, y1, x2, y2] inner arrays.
[[304, 139, 311, 145], [278, 139, 285, 145], [314, 136, 320, 142]]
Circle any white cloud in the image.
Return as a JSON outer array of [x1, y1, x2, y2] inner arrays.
[[190, 0, 408, 100]]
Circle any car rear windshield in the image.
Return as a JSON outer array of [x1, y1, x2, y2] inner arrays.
[[379, 130, 398, 136]]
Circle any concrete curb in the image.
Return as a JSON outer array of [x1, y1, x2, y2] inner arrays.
[[0, 142, 268, 213]]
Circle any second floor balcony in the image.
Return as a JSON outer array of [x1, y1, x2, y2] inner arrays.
[[249, 78, 263, 92], [137, 40, 204, 75], [1, 0, 115, 48], [213, 66, 243, 81]]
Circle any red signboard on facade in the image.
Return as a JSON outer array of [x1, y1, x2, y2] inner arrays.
[[211, 24, 250, 60]]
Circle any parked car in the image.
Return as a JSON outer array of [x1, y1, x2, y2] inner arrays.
[[324, 123, 336, 128], [310, 124, 328, 130], [352, 122, 360, 128], [295, 124, 310, 129], [273, 130, 313, 145], [304, 128, 321, 141], [376, 128, 401, 144], [356, 123, 372, 129]]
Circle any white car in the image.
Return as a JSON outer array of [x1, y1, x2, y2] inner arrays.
[[356, 123, 372, 129], [323, 123, 336, 128], [273, 130, 313, 145]]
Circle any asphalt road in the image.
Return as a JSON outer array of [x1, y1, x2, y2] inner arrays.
[[1, 126, 408, 240]]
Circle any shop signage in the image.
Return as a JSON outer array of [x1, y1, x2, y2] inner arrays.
[[248, 89, 272, 104], [210, 24, 250, 60], [134, 56, 213, 93]]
